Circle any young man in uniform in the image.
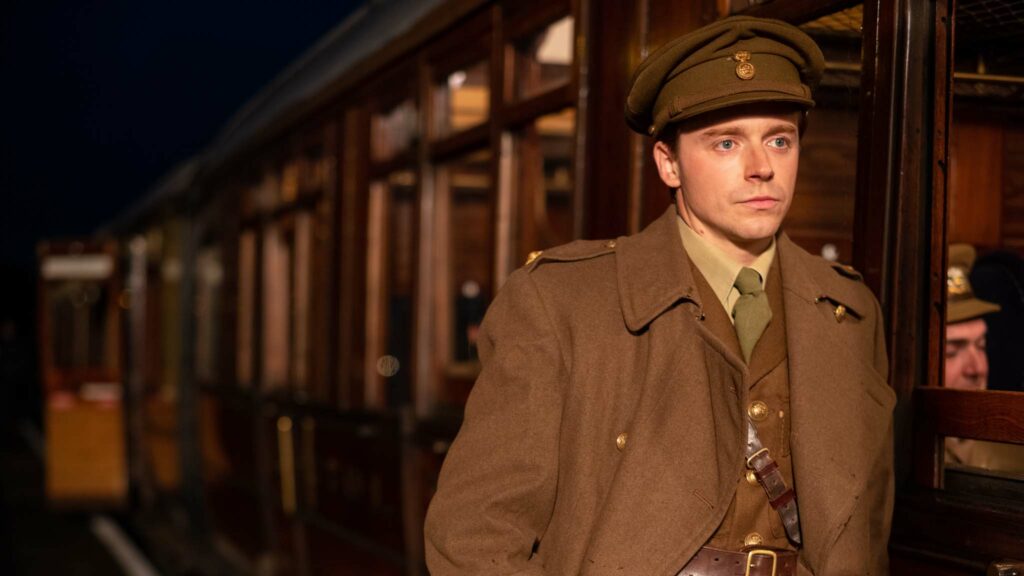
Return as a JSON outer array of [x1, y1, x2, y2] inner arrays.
[[425, 16, 895, 576]]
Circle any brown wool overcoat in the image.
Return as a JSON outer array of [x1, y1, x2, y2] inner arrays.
[[425, 207, 896, 575]]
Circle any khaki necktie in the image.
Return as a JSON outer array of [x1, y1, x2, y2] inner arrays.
[[733, 267, 772, 363]]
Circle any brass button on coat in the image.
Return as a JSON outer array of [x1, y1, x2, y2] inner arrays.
[[525, 250, 543, 266], [615, 432, 628, 451], [745, 470, 759, 485], [747, 400, 769, 422], [744, 532, 764, 547], [834, 304, 847, 322], [606, 240, 617, 249]]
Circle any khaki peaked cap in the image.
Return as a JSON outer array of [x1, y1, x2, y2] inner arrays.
[[947, 243, 1000, 323], [626, 16, 825, 137]]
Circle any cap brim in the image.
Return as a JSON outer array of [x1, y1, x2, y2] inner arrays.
[[948, 298, 1001, 324], [666, 90, 815, 128]]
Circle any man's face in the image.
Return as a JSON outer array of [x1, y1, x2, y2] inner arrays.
[[654, 104, 801, 257], [945, 318, 989, 390]]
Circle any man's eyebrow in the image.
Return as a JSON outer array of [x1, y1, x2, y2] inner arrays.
[[697, 123, 798, 139], [766, 123, 799, 135], [945, 338, 969, 347], [698, 126, 743, 139]]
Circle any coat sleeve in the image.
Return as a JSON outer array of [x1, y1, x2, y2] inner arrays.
[[424, 269, 566, 575], [868, 294, 894, 575]]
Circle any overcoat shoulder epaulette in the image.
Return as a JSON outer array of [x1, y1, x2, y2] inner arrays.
[[523, 239, 619, 272], [829, 261, 864, 282]]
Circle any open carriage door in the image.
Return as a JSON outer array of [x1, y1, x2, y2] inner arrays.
[[37, 240, 127, 506]]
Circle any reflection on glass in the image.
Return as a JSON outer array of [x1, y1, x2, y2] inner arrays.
[[372, 99, 420, 162], [262, 223, 290, 390], [245, 171, 281, 215], [945, 437, 1024, 478], [435, 60, 490, 137], [159, 223, 183, 399], [948, 0, 1024, 394], [441, 150, 493, 365], [292, 213, 312, 390], [513, 16, 574, 100], [46, 280, 110, 370], [382, 170, 417, 408], [195, 246, 224, 384], [237, 232, 256, 387], [780, 4, 864, 263], [515, 108, 576, 264]]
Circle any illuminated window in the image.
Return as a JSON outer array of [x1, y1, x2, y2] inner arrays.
[[512, 16, 574, 100], [434, 60, 490, 137]]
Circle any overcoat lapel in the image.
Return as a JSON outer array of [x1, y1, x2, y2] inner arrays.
[[582, 208, 748, 574], [777, 235, 895, 572]]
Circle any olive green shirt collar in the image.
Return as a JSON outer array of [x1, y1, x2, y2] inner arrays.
[[676, 214, 776, 321]]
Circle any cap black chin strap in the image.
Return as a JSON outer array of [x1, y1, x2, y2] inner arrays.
[[745, 416, 802, 545]]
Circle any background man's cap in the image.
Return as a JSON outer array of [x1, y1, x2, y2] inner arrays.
[[948, 243, 1001, 323], [625, 15, 825, 138]]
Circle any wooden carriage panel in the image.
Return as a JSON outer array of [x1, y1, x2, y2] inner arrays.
[[309, 415, 405, 555], [199, 389, 265, 559], [948, 118, 1004, 248], [304, 519, 404, 576], [1004, 128, 1024, 251], [45, 401, 127, 505]]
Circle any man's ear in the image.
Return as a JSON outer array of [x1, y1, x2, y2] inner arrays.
[[652, 141, 681, 189]]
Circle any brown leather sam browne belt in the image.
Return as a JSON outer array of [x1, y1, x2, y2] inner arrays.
[[676, 546, 798, 576]]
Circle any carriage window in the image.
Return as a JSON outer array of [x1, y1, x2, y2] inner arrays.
[[434, 60, 490, 138], [934, 0, 1024, 486], [946, 436, 1024, 479], [195, 246, 224, 385], [512, 15, 574, 100], [783, 4, 864, 263], [291, 212, 313, 392], [432, 149, 493, 407], [237, 231, 256, 387], [513, 108, 576, 264], [245, 172, 282, 216], [372, 99, 419, 162], [262, 222, 291, 391], [367, 170, 418, 409], [44, 275, 111, 371]]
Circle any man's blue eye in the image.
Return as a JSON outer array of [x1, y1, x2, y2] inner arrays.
[[719, 140, 734, 150], [771, 137, 788, 148]]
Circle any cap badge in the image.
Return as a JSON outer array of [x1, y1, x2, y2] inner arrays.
[[947, 265, 970, 297], [733, 51, 756, 80]]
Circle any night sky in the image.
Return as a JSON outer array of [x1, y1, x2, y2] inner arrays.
[[0, 1, 363, 415], [2, 1, 363, 265]]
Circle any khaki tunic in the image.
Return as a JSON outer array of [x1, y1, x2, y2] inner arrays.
[[691, 252, 796, 552], [425, 207, 896, 575]]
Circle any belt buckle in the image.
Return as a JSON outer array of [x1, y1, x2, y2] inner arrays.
[[744, 549, 778, 576]]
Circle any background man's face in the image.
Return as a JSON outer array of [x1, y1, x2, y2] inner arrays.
[[659, 106, 800, 254], [945, 318, 989, 390]]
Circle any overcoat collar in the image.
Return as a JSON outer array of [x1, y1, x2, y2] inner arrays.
[[615, 207, 875, 331], [616, 207, 701, 332], [615, 207, 894, 572]]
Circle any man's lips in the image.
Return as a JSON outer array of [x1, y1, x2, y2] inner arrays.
[[740, 196, 780, 209]]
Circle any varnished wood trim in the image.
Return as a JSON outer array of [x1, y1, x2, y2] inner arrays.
[[501, 84, 576, 129], [427, 124, 490, 164], [501, 0, 572, 41], [917, 387, 1024, 445], [736, 0, 859, 23]]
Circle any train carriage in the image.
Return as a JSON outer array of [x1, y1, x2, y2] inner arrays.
[[39, 0, 1024, 573]]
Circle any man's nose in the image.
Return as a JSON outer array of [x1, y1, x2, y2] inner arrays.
[[745, 145, 774, 180], [963, 346, 988, 377]]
